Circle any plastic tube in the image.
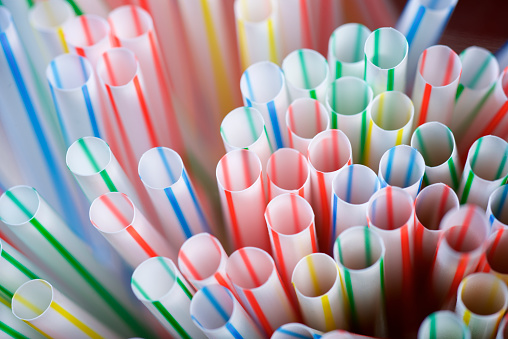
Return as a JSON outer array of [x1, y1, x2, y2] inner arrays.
[[457, 135, 508, 209], [331, 164, 380, 239], [271, 322, 323, 339], [497, 41, 508, 71], [307, 129, 352, 252], [497, 314, 508, 339], [216, 149, 269, 252], [240, 61, 290, 150], [411, 45, 462, 128], [417, 311, 471, 339], [487, 185, 508, 233], [286, 98, 329, 155], [456, 273, 508, 339], [364, 27, 408, 96], [131, 256, 205, 338], [478, 229, 508, 286], [190, 284, 264, 339], [325, 77, 373, 164], [0, 301, 46, 339], [411, 121, 461, 190], [328, 23, 371, 80], [333, 226, 386, 337]]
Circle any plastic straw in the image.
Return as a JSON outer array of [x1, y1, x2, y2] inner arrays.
[[328, 23, 371, 80], [285, 98, 329, 155], [378, 145, 425, 200], [138, 147, 212, 249], [331, 164, 380, 239], [497, 314, 508, 339], [478, 229, 508, 285], [417, 311, 471, 339], [325, 77, 373, 164], [282, 48, 329, 103], [0, 301, 46, 339], [487, 185, 508, 233], [178, 233, 232, 290], [364, 27, 408, 96], [216, 149, 269, 251], [266, 148, 311, 202], [457, 135, 508, 209], [12, 279, 120, 339], [411, 121, 461, 190], [411, 45, 462, 128], [456, 273, 508, 339], [291, 253, 347, 332], [333, 226, 386, 337], [271, 322, 323, 339], [190, 284, 264, 339], [497, 41, 508, 71], [240, 61, 290, 150], [307, 129, 352, 252], [131, 256, 205, 338], [265, 193, 318, 287], [365, 91, 414, 172], [226, 247, 297, 336]]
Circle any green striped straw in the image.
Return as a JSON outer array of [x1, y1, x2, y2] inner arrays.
[[417, 311, 471, 339], [0, 300, 46, 339]]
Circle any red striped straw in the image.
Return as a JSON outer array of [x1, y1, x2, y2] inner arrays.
[[477, 229, 508, 286]]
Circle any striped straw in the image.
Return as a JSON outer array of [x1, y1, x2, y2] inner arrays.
[[487, 185, 508, 233], [271, 322, 323, 339], [478, 229, 508, 287], [497, 314, 508, 339], [0, 301, 46, 339], [417, 311, 471, 339]]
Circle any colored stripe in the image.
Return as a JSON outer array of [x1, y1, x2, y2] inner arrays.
[[267, 101, 283, 149], [494, 186, 508, 218], [276, 328, 312, 339], [0, 321, 31, 339], [239, 248, 261, 287], [133, 76, 159, 147], [335, 60, 342, 79], [468, 54, 493, 90], [202, 287, 229, 321], [179, 251, 202, 280], [65, 0, 83, 15], [299, 49, 311, 89], [0, 284, 13, 301], [57, 27, 68, 53], [244, 289, 272, 335], [364, 227, 373, 266], [446, 255, 469, 302], [456, 82, 496, 138], [225, 323, 243, 339], [237, 19, 249, 69], [80, 16, 93, 45], [418, 83, 432, 126], [225, 191, 241, 248], [153, 300, 191, 339], [346, 165, 353, 203], [164, 187, 193, 239], [77, 139, 117, 192], [364, 120, 373, 167], [360, 111, 368, 165], [448, 158, 459, 190], [1, 250, 38, 280], [442, 51, 456, 86], [495, 152, 508, 181], [299, 0, 312, 48], [182, 170, 211, 233], [395, 128, 404, 146], [373, 29, 380, 66], [455, 83, 464, 101], [415, 128, 430, 161], [386, 186, 394, 229], [82, 85, 101, 138], [405, 6, 425, 47], [48, 82, 69, 146], [316, 171, 331, 248], [245, 107, 259, 143], [331, 194, 338, 243], [480, 101, 508, 137], [429, 312, 437, 339], [463, 309, 471, 325], [271, 231, 288, 284], [157, 257, 193, 300], [342, 268, 358, 330], [387, 68, 394, 91], [306, 255, 321, 296], [384, 147, 395, 184], [460, 170, 475, 205], [51, 302, 104, 339], [321, 295, 336, 331], [126, 226, 158, 257], [266, 18, 278, 63], [401, 224, 412, 294], [244, 71, 256, 102], [404, 148, 417, 188]]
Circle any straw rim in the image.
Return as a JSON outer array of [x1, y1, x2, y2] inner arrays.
[[108, 5, 154, 42], [29, 0, 74, 32], [417, 45, 461, 88], [378, 145, 425, 188], [282, 48, 329, 92], [226, 247, 276, 291], [63, 14, 110, 48], [330, 23, 371, 65], [466, 135, 508, 182], [332, 164, 380, 206], [457, 273, 508, 317], [459, 46, 499, 91], [138, 147, 184, 190], [414, 183, 459, 233], [485, 230, 508, 275], [12, 279, 53, 322], [366, 186, 415, 232], [97, 47, 140, 88], [220, 107, 265, 150], [216, 149, 262, 193], [273, 323, 319, 338], [326, 76, 373, 117], [89, 192, 137, 235], [364, 27, 408, 70], [0, 186, 41, 227], [369, 91, 413, 131], [285, 98, 330, 139], [131, 256, 181, 303], [487, 185, 508, 227], [265, 193, 314, 237], [46, 54, 94, 92], [190, 284, 237, 331], [66, 137, 113, 177], [234, 0, 276, 24], [418, 311, 470, 339], [411, 121, 456, 168], [291, 253, 339, 299], [266, 148, 310, 193], [240, 61, 286, 105], [307, 129, 352, 174]]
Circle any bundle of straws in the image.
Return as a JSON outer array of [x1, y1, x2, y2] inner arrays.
[[0, 0, 507, 338]]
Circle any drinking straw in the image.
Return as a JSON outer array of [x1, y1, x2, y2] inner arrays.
[[378, 145, 425, 200], [12, 279, 120, 339], [265, 193, 318, 287], [417, 311, 471, 339], [327, 23, 371, 80], [456, 273, 508, 339], [240, 61, 290, 150], [138, 147, 213, 249], [411, 121, 461, 190], [478, 229, 508, 287], [430, 205, 489, 308], [0, 185, 151, 337], [266, 148, 311, 202], [226, 247, 298, 336], [0, 301, 46, 339], [307, 129, 352, 252], [325, 77, 373, 164], [364, 91, 414, 173], [396, 0, 458, 89], [364, 27, 408, 96], [131, 256, 205, 338], [333, 226, 386, 337], [291, 253, 348, 332], [234, 0, 280, 69], [497, 41, 508, 71], [216, 149, 270, 251], [487, 185, 508, 233], [178, 233, 233, 291], [285, 98, 329, 155], [271, 322, 323, 339], [497, 314, 508, 339], [457, 135, 508, 209], [190, 284, 264, 339], [282, 48, 329, 103], [331, 164, 380, 239]]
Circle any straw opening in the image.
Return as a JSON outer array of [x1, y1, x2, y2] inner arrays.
[[12, 280, 53, 321], [333, 165, 378, 205], [179, 234, 223, 282], [370, 92, 412, 130], [286, 98, 328, 139], [47, 54, 93, 90], [221, 107, 264, 149], [63, 15, 109, 47], [240, 61, 284, 104], [460, 274, 508, 316], [336, 227, 384, 270], [0, 186, 40, 226], [419, 46, 461, 87], [66, 137, 111, 176], [266, 194, 313, 236], [283, 49, 328, 90], [226, 247, 274, 290], [90, 193, 135, 233], [267, 149, 309, 191], [444, 226, 484, 253], [191, 285, 234, 330], [459, 47, 498, 91], [308, 130, 351, 173], [379, 146, 425, 188], [97, 48, 138, 87], [412, 123, 454, 167], [216, 149, 261, 191], [486, 231, 508, 275], [138, 147, 183, 189], [292, 254, 337, 298], [327, 77, 373, 116], [0, 7, 11, 32], [367, 187, 414, 231], [332, 23, 370, 64], [468, 136, 508, 182], [415, 185, 457, 231], [365, 28, 407, 69], [29, 0, 73, 30], [236, 0, 273, 23], [131, 257, 179, 302], [109, 5, 151, 40]]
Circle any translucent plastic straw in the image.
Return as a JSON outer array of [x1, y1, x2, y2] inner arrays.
[[226, 247, 297, 336], [333, 226, 386, 337], [0, 301, 46, 339], [12, 279, 120, 339], [271, 322, 323, 339], [307, 129, 352, 252], [216, 149, 269, 252], [131, 256, 205, 338], [378, 145, 425, 200], [325, 77, 373, 164], [235, 0, 280, 69], [190, 284, 264, 339], [497, 41, 508, 70], [396, 0, 458, 88], [328, 23, 371, 80], [291, 253, 347, 332], [331, 164, 380, 239], [431, 205, 489, 308], [456, 273, 508, 339], [411, 45, 462, 128], [178, 233, 232, 290], [365, 91, 414, 172], [478, 229, 508, 286], [286, 98, 329, 155], [457, 135, 508, 209], [282, 48, 329, 103], [265, 193, 318, 287], [364, 27, 408, 96], [487, 185, 508, 233], [497, 314, 508, 339], [240, 61, 290, 150], [138, 147, 213, 249], [411, 121, 461, 190], [266, 148, 311, 202], [417, 311, 471, 339]]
